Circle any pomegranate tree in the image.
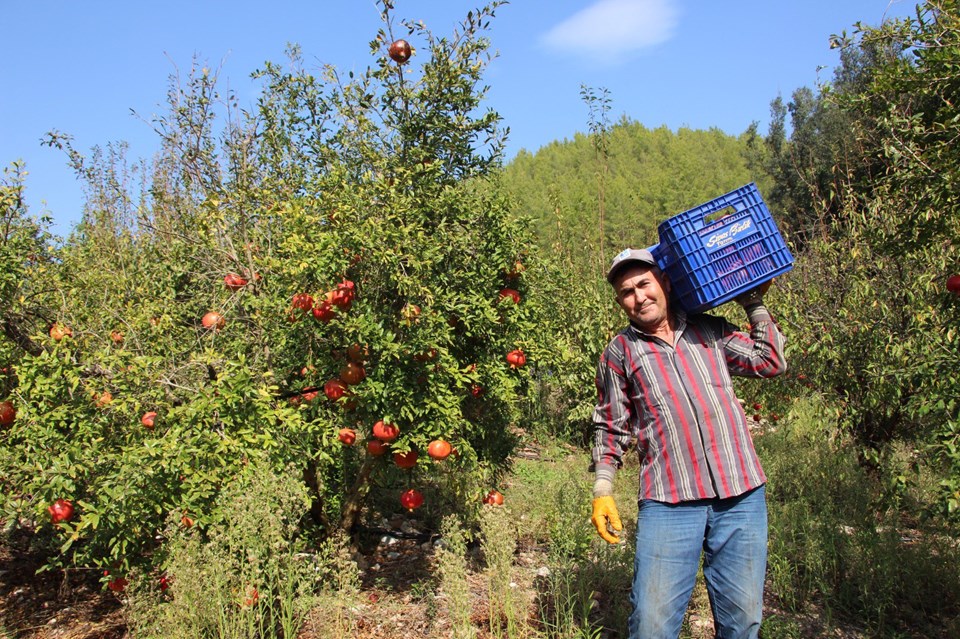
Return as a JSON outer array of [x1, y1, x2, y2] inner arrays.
[[0, 1, 542, 579]]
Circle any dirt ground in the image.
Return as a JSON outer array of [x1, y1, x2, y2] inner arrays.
[[0, 527, 125, 638]]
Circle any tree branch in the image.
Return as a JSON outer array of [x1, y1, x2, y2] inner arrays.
[[1, 315, 42, 357]]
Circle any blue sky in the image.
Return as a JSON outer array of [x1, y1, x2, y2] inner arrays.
[[2, 0, 915, 236]]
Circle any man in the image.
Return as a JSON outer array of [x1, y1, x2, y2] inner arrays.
[[590, 247, 786, 639]]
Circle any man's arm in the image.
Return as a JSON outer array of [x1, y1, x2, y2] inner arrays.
[[590, 340, 634, 543], [590, 341, 634, 480], [722, 282, 788, 378]]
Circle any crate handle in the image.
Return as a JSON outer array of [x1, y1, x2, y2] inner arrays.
[[704, 205, 737, 225], [647, 243, 671, 269]]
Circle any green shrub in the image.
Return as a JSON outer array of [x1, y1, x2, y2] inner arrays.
[[758, 397, 960, 636]]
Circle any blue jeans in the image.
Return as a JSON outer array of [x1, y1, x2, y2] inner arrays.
[[628, 486, 767, 639]]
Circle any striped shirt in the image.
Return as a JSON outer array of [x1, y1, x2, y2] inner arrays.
[[591, 306, 786, 503]]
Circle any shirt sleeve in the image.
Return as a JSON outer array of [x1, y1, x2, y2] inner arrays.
[[720, 303, 788, 379], [591, 338, 635, 475]]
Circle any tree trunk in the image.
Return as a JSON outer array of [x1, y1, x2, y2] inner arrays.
[[302, 461, 330, 531], [339, 456, 375, 535]]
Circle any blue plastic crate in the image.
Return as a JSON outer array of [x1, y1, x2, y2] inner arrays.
[[648, 183, 793, 314]]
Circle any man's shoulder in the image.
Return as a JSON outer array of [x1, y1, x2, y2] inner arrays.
[[683, 311, 727, 330], [675, 312, 734, 343], [601, 326, 634, 353]]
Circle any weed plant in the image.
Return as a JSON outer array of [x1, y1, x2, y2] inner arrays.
[[126, 463, 326, 639], [309, 530, 362, 638], [436, 514, 477, 639], [538, 472, 607, 638], [480, 504, 526, 638], [535, 564, 603, 639]]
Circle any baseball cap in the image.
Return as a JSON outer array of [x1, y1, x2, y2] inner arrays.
[[606, 248, 658, 284]]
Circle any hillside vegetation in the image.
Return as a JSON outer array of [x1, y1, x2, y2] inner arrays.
[[503, 122, 766, 266]]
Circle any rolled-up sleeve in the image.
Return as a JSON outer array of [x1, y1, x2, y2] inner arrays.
[[721, 304, 787, 378]]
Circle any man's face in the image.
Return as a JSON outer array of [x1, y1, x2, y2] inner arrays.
[[613, 265, 672, 331]]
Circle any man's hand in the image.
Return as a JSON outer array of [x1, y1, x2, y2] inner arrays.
[[591, 495, 623, 544], [735, 279, 773, 307]]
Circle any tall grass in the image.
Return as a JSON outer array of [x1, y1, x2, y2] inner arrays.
[[510, 454, 636, 638], [758, 397, 960, 638], [113, 395, 960, 639], [436, 514, 476, 639], [480, 503, 528, 638], [125, 462, 334, 639], [310, 530, 362, 638]]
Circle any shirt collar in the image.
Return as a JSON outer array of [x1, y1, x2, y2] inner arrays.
[[626, 308, 688, 340]]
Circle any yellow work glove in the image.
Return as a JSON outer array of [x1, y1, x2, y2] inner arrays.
[[591, 495, 623, 544]]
